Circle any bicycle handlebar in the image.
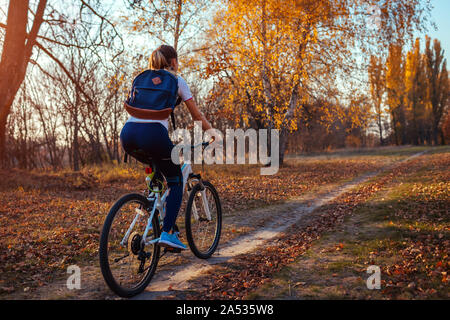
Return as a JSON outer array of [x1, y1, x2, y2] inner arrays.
[[180, 139, 213, 150], [190, 141, 211, 149]]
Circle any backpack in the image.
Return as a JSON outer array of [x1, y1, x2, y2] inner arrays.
[[123, 69, 181, 164], [124, 69, 179, 126]]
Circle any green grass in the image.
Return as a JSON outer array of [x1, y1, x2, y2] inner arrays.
[[287, 145, 434, 159]]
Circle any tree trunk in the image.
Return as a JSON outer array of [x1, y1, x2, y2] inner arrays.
[[72, 89, 80, 171], [173, 0, 183, 51], [279, 80, 301, 166], [279, 127, 289, 166], [377, 112, 384, 145], [440, 127, 446, 145], [398, 105, 407, 145], [0, 0, 47, 166], [0, 0, 29, 166], [391, 110, 400, 145], [73, 115, 80, 171], [432, 125, 438, 146]]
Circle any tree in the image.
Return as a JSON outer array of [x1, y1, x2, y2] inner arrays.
[[368, 55, 387, 145], [405, 38, 427, 145], [424, 37, 449, 145], [386, 43, 407, 145], [443, 98, 450, 144], [0, 0, 47, 166], [123, 0, 212, 132], [124, 0, 209, 53], [0, 0, 121, 167], [204, 0, 357, 164], [28, 73, 66, 169], [202, 0, 431, 164]]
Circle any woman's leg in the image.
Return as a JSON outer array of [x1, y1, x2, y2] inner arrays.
[[120, 122, 183, 233], [154, 158, 183, 232]]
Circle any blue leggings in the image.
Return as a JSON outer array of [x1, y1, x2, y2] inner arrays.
[[120, 122, 182, 233]]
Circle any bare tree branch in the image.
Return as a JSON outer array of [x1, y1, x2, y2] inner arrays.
[[35, 40, 95, 107], [24, 0, 48, 60]]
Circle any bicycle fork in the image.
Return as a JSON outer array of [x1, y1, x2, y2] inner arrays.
[[190, 181, 212, 221]]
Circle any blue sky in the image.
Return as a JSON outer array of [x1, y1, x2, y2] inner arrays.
[[428, 0, 450, 62]]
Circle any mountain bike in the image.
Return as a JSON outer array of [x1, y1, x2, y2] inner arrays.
[[99, 141, 222, 298]]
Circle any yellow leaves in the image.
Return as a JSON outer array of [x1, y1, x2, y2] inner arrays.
[[107, 73, 127, 91], [205, 0, 349, 123]]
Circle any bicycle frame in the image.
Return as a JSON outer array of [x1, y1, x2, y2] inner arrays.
[[119, 162, 213, 248]]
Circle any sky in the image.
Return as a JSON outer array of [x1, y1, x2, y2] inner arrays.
[[1, 1, 449, 58], [428, 0, 450, 62]]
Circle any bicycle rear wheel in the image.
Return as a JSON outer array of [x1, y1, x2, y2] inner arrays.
[[99, 193, 160, 298], [185, 181, 222, 259]]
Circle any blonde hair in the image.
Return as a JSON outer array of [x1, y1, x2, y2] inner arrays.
[[149, 45, 178, 73]]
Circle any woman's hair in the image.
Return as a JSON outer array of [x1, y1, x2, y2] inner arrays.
[[149, 45, 178, 70]]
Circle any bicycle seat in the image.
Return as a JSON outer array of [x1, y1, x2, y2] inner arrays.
[[124, 150, 158, 169]]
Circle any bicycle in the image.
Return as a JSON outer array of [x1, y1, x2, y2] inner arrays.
[[99, 141, 222, 298]]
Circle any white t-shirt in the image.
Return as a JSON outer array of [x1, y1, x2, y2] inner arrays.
[[126, 75, 193, 130]]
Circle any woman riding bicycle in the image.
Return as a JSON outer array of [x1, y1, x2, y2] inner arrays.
[[120, 45, 212, 250]]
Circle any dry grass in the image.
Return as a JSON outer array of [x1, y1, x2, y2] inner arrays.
[[0, 146, 441, 298], [248, 150, 449, 300]]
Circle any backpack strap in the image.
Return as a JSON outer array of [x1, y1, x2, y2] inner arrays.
[[170, 112, 176, 129], [170, 96, 183, 129]]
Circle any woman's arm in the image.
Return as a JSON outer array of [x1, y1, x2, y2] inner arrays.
[[184, 98, 212, 131]]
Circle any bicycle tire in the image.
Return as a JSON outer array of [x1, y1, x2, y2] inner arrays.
[[99, 193, 160, 298], [185, 181, 222, 259]]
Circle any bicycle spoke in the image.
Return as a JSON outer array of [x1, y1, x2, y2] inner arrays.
[[100, 194, 160, 296]]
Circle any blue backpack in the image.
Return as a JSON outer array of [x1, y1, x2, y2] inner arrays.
[[124, 69, 180, 125]]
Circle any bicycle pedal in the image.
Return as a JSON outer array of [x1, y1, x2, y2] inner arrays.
[[164, 247, 182, 254]]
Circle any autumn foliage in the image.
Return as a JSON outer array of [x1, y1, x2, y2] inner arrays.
[[0, 0, 448, 301]]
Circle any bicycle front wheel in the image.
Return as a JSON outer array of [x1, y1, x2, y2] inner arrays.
[[185, 181, 222, 259], [99, 193, 160, 298]]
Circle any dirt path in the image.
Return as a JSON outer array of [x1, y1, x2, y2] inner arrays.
[[248, 150, 448, 300], [133, 151, 427, 300], [11, 151, 426, 300]]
